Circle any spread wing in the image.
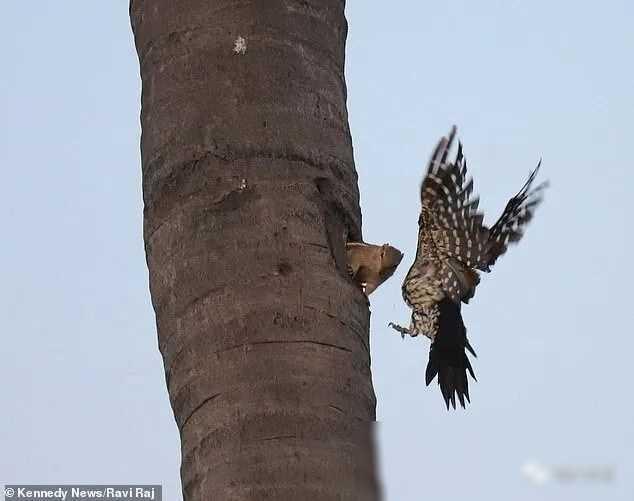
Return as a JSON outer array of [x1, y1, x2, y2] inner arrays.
[[485, 162, 548, 269], [417, 127, 491, 302]]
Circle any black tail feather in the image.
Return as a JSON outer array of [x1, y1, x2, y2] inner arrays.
[[425, 298, 477, 409]]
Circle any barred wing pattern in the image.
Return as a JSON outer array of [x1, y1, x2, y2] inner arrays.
[[392, 126, 547, 409], [418, 126, 490, 302], [485, 163, 548, 269]]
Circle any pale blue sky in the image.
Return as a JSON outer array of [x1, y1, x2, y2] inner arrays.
[[1, 1, 632, 500]]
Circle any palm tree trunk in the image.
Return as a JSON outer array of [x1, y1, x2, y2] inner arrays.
[[130, 1, 380, 499]]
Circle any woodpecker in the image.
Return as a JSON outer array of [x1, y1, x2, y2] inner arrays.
[[389, 126, 547, 409]]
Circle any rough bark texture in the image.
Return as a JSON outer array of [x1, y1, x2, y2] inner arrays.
[[130, 1, 380, 499]]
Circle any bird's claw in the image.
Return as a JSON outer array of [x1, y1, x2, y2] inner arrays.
[[388, 321, 412, 340]]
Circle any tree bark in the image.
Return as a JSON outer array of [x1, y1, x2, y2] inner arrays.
[[130, 1, 380, 499]]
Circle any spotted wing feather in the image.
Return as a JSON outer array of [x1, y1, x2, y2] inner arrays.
[[485, 161, 548, 269], [418, 129, 491, 301]]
